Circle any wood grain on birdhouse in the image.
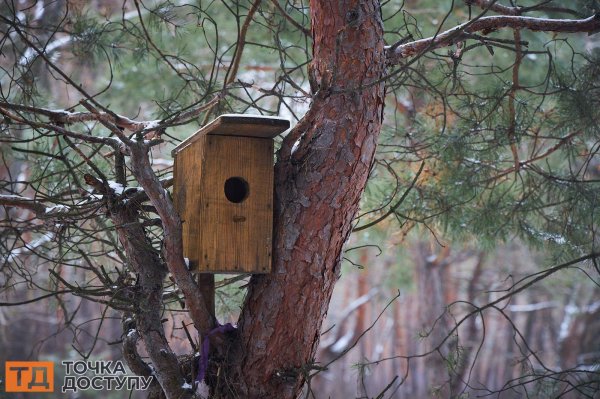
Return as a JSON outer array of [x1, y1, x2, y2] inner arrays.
[[172, 114, 289, 273]]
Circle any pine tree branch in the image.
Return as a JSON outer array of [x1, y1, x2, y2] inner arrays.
[[0, 290, 73, 306], [132, 0, 190, 84], [466, 0, 579, 17], [226, 0, 262, 86], [482, 129, 582, 183], [0, 96, 221, 147], [387, 14, 600, 63], [466, 0, 522, 16], [0, 106, 120, 148], [128, 143, 215, 335], [163, 93, 223, 126], [200, 0, 262, 124], [0, 14, 117, 118], [0, 101, 158, 131], [0, 194, 101, 219], [0, 194, 47, 214]]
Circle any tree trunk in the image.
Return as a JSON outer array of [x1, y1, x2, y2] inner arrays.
[[228, 1, 386, 397]]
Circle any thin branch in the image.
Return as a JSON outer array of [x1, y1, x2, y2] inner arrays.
[[0, 290, 72, 306], [467, 0, 579, 17], [1, 92, 222, 139], [354, 162, 425, 232], [0, 106, 119, 147], [387, 14, 600, 63], [164, 93, 223, 126], [466, 0, 523, 16], [0, 13, 117, 116], [201, 1, 262, 124], [270, 0, 311, 37], [321, 291, 402, 369], [226, 0, 262, 85], [0, 102, 153, 131], [365, 252, 600, 370], [132, 0, 190, 83], [0, 194, 47, 214], [482, 129, 582, 183]]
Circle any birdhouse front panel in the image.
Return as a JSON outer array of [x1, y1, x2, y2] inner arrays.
[[197, 134, 274, 273], [172, 114, 289, 274]]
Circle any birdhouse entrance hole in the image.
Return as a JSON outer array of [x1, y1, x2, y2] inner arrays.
[[224, 177, 249, 203]]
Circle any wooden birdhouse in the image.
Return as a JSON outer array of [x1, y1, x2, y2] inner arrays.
[[172, 114, 290, 274]]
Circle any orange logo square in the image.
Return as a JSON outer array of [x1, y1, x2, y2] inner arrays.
[[5, 361, 54, 392]]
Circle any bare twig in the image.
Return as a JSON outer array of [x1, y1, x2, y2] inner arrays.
[[270, 0, 311, 37], [354, 162, 425, 232]]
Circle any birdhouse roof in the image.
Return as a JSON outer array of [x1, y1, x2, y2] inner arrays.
[[172, 114, 290, 155]]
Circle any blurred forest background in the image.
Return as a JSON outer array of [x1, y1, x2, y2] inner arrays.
[[1, 0, 599, 398]]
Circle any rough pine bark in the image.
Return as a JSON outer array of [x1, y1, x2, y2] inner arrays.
[[228, 1, 387, 397]]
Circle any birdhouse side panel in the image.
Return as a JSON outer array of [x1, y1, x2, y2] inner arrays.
[[198, 135, 274, 273], [173, 135, 207, 269]]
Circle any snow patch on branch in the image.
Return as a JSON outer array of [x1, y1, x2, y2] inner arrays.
[[143, 120, 161, 131], [82, 194, 104, 202], [524, 226, 568, 245], [425, 254, 437, 263], [45, 204, 70, 214], [108, 181, 125, 195], [106, 137, 132, 153]]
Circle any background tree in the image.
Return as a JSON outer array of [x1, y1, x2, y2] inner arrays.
[[1, 1, 599, 398]]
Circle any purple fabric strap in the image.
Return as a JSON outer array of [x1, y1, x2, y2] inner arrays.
[[196, 323, 236, 383]]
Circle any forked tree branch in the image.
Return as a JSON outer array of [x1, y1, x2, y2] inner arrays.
[[128, 143, 215, 335], [387, 14, 600, 63]]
